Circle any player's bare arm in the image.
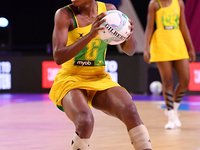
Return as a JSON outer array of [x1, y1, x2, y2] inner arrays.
[[178, 0, 196, 62], [53, 7, 106, 65], [120, 19, 137, 56]]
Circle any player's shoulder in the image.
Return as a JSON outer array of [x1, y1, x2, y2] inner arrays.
[[149, 0, 159, 6], [55, 4, 76, 20], [178, 0, 185, 9], [178, 0, 184, 3], [148, 0, 160, 11], [105, 3, 117, 11]]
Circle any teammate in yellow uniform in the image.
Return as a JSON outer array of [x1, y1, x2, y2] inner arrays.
[[50, 0, 152, 149], [144, 0, 196, 129]]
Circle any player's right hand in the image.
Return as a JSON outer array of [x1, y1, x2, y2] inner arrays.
[[89, 12, 106, 38], [143, 50, 151, 64]]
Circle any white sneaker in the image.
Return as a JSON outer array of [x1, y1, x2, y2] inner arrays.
[[164, 109, 168, 117], [174, 110, 181, 127], [165, 109, 181, 128], [165, 110, 177, 129], [174, 102, 182, 127]]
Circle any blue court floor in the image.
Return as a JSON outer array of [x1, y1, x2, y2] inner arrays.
[[0, 93, 199, 112], [131, 94, 200, 112]]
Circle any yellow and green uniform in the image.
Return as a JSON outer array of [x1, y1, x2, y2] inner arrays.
[[49, 1, 121, 111], [150, 0, 189, 62]]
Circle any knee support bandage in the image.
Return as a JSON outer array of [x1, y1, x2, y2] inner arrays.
[[128, 125, 152, 150]]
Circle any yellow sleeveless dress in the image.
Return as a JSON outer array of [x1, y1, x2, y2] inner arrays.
[[49, 2, 121, 111], [150, 0, 189, 62]]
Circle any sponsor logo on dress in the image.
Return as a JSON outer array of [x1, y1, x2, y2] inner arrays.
[[164, 26, 174, 30], [74, 60, 94, 66]]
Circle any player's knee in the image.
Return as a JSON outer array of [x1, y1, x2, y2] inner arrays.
[[162, 77, 173, 89], [121, 104, 140, 121], [124, 103, 137, 115], [76, 111, 94, 130], [180, 77, 190, 89]]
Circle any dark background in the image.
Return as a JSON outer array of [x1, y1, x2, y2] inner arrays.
[[0, 0, 188, 54], [0, 0, 68, 53], [0, 0, 121, 54]]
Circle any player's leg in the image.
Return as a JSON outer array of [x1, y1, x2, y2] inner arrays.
[[62, 89, 93, 150], [92, 87, 152, 150], [156, 61, 176, 129], [173, 59, 190, 127]]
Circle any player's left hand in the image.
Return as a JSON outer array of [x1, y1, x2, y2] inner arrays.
[[189, 49, 196, 62], [126, 19, 134, 41]]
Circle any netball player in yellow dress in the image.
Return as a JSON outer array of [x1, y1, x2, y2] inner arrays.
[[49, 0, 152, 149], [144, 0, 196, 129]]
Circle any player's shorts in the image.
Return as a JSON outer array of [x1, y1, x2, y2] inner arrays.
[[49, 71, 120, 111]]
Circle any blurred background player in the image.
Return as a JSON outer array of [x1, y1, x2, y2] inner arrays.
[[49, 0, 152, 149], [143, 0, 196, 129]]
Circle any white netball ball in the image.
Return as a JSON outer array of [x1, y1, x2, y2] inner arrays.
[[149, 81, 163, 95], [98, 10, 131, 45]]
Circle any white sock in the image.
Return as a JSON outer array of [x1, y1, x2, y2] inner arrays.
[[174, 102, 180, 111]]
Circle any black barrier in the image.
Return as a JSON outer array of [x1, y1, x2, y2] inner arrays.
[[0, 54, 148, 94], [0, 53, 200, 95], [147, 65, 162, 95]]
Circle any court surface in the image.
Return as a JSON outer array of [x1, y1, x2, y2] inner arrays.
[[0, 93, 200, 150]]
